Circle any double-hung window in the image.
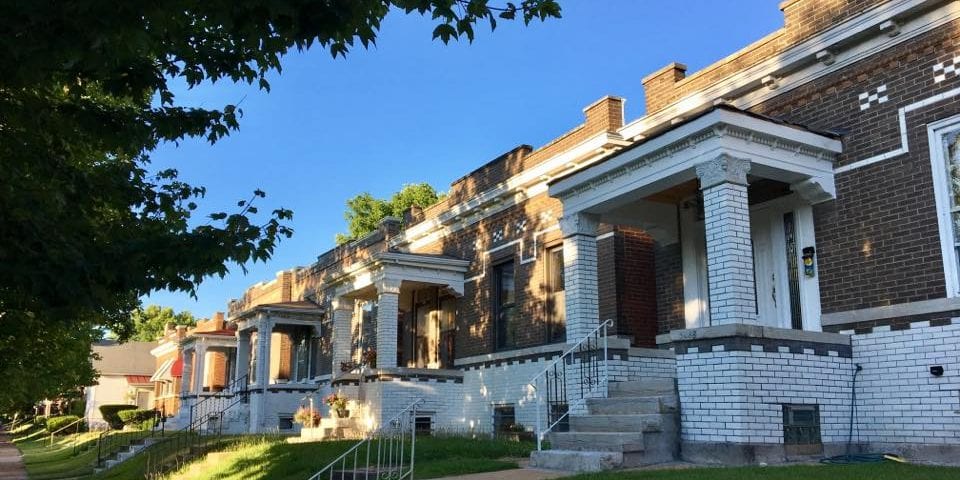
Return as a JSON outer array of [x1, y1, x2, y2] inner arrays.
[[929, 118, 960, 296], [494, 260, 518, 350]]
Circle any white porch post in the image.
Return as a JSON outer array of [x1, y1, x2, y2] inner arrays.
[[255, 318, 274, 387], [695, 154, 758, 325], [560, 212, 601, 342], [331, 297, 354, 373], [375, 279, 401, 368], [192, 343, 208, 394], [235, 329, 251, 383], [180, 347, 194, 398]]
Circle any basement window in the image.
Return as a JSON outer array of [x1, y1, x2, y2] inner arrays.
[[493, 405, 516, 433], [278, 415, 294, 431], [415, 415, 433, 435], [783, 404, 822, 455]]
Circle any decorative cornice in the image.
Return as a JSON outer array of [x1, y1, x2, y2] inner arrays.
[[696, 154, 751, 189]]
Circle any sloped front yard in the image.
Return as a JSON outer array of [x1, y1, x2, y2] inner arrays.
[[567, 462, 960, 480]]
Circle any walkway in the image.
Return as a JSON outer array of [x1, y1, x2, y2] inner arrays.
[[0, 431, 27, 480], [431, 468, 569, 480]]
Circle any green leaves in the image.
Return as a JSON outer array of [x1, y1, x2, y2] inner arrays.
[[0, 0, 560, 413], [336, 183, 445, 244]]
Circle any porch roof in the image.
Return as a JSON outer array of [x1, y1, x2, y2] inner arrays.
[[548, 105, 843, 216], [230, 300, 325, 321], [324, 251, 471, 299]]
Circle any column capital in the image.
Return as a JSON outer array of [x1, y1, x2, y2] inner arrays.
[[695, 154, 751, 190], [376, 278, 403, 295], [559, 212, 599, 238], [330, 296, 355, 313]]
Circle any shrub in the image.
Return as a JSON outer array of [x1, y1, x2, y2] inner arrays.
[[46, 415, 82, 434], [118, 409, 158, 430], [99, 404, 137, 430]]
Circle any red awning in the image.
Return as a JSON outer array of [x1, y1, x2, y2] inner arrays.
[[171, 354, 183, 377], [126, 375, 153, 385]]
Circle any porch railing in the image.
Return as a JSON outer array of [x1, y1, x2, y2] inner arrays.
[[189, 373, 249, 431], [307, 398, 423, 480], [529, 318, 613, 451], [96, 410, 163, 467]]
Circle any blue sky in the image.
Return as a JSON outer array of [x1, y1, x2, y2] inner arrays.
[[144, 0, 783, 318]]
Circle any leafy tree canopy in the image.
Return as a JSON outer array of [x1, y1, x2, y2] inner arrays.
[[336, 183, 445, 244], [127, 305, 198, 342], [0, 0, 560, 412]]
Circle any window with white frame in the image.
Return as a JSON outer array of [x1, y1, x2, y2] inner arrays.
[[930, 118, 960, 296]]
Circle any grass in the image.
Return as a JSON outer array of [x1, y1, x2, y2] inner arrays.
[[568, 462, 960, 480], [161, 435, 535, 480]]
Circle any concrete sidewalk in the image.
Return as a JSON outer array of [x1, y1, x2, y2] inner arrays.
[[0, 432, 27, 480], [430, 468, 570, 480]]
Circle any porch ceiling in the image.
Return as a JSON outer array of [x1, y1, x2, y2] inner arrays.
[[548, 106, 843, 216]]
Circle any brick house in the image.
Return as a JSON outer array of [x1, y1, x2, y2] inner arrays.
[[203, 0, 960, 468], [154, 313, 237, 426]]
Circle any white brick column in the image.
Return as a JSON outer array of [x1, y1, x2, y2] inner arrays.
[[695, 154, 757, 325], [331, 297, 355, 373], [235, 329, 251, 383], [375, 279, 401, 368], [560, 212, 601, 342], [255, 317, 274, 387], [180, 347, 194, 398], [193, 343, 207, 393]]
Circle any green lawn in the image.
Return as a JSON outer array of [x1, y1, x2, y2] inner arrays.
[[162, 435, 534, 480], [569, 462, 960, 480]]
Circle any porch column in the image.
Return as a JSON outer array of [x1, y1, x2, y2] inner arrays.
[[193, 343, 207, 394], [331, 297, 354, 373], [235, 329, 251, 383], [695, 154, 758, 325], [560, 212, 600, 342], [255, 317, 274, 387], [375, 279, 401, 368], [180, 347, 194, 398]]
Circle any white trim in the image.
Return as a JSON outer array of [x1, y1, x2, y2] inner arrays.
[[927, 114, 960, 298], [836, 86, 960, 174], [595, 232, 615, 241], [621, 0, 956, 141], [464, 224, 560, 283]]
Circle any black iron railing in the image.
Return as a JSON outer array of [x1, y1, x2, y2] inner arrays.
[[96, 410, 163, 467], [529, 319, 613, 450], [189, 373, 249, 431]]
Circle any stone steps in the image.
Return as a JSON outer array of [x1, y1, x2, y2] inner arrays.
[[530, 379, 680, 472], [569, 413, 668, 433]]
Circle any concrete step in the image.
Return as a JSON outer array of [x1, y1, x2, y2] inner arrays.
[[546, 432, 645, 452], [608, 378, 676, 397], [568, 413, 668, 433], [586, 395, 677, 415], [529, 450, 623, 472]]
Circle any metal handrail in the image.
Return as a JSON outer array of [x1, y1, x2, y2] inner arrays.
[[528, 318, 613, 451], [96, 410, 163, 467], [189, 373, 248, 430], [48, 418, 83, 446], [307, 398, 424, 480]]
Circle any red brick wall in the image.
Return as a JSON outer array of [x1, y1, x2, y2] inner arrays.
[[654, 242, 685, 334], [613, 228, 659, 347]]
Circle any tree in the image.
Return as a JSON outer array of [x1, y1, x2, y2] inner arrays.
[[0, 0, 560, 412], [129, 305, 198, 342], [337, 183, 445, 244]]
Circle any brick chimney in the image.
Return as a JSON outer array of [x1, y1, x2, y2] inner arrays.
[[583, 96, 626, 134], [212, 311, 225, 329], [642, 62, 687, 114]]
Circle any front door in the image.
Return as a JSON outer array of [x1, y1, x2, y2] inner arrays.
[[750, 199, 805, 329], [682, 194, 821, 330]]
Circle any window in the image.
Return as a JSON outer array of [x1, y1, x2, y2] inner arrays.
[[439, 296, 457, 369], [493, 405, 516, 433], [783, 212, 803, 330], [783, 404, 822, 455], [493, 261, 518, 350], [415, 416, 433, 435], [545, 246, 566, 343], [932, 121, 960, 296], [278, 415, 294, 431]]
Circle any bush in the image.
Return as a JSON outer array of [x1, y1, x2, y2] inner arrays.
[[46, 415, 82, 434], [117, 409, 158, 430], [99, 404, 137, 430]]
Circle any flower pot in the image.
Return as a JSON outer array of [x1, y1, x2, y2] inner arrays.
[[335, 408, 350, 419]]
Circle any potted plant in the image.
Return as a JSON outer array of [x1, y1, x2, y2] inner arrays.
[[362, 348, 377, 369], [293, 406, 322, 428], [325, 393, 350, 418]]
